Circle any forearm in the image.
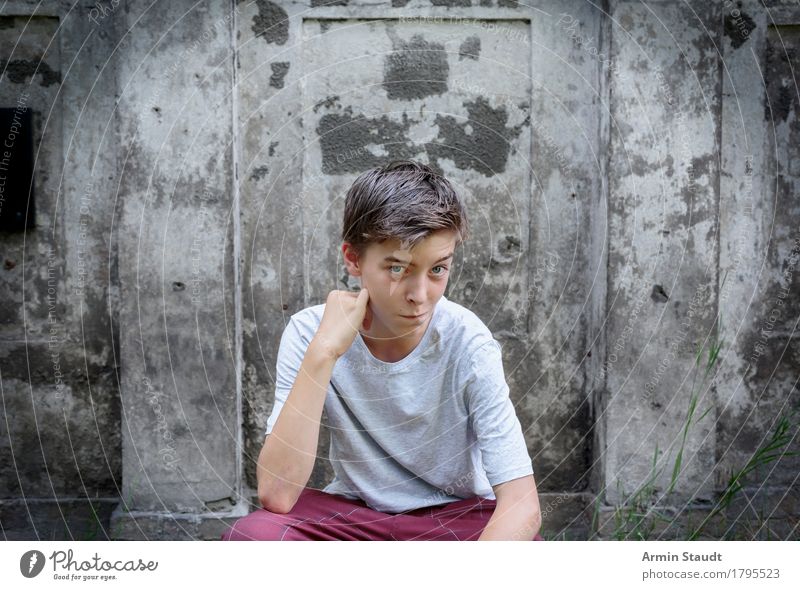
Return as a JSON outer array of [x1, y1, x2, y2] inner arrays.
[[257, 338, 336, 513], [478, 501, 541, 541]]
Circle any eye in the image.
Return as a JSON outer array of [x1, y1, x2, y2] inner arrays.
[[431, 265, 448, 276], [389, 265, 405, 275]]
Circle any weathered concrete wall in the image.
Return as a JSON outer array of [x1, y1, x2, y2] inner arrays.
[[236, 0, 799, 539], [522, 0, 605, 498], [603, 0, 723, 506], [716, 1, 800, 532], [112, 0, 241, 534], [235, 0, 315, 494], [0, 1, 121, 539], [593, 0, 799, 538], [0, 0, 797, 540]]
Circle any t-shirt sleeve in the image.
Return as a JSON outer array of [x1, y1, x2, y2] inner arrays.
[[264, 317, 309, 438], [463, 339, 534, 486]]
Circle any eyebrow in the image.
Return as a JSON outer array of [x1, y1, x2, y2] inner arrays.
[[382, 252, 454, 267]]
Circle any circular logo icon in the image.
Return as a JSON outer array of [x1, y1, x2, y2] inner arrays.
[[20, 550, 46, 578]]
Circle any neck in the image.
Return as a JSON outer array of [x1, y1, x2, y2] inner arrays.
[[360, 314, 432, 362]]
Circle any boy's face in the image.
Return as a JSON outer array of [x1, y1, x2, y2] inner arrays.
[[343, 229, 458, 339]]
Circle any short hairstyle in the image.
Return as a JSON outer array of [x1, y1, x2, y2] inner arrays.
[[341, 159, 470, 258]]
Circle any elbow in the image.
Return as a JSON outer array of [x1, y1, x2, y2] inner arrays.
[[255, 440, 304, 514], [262, 497, 293, 515], [256, 444, 294, 514], [259, 491, 292, 514], [258, 483, 297, 514]]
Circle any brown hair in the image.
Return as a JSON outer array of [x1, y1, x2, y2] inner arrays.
[[341, 159, 470, 258]]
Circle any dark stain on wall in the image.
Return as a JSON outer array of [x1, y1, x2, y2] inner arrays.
[[459, 35, 481, 60], [426, 96, 525, 176], [315, 95, 527, 177], [0, 58, 60, 86], [495, 235, 522, 264], [250, 165, 269, 181], [313, 95, 340, 113], [250, 0, 289, 45], [650, 284, 670, 303], [689, 153, 713, 180], [383, 33, 449, 100], [764, 31, 797, 123], [269, 61, 290, 88], [430, 0, 471, 6], [723, 11, 755, 49], [316, 106, 418, 174], [311, 0, 349, 5]]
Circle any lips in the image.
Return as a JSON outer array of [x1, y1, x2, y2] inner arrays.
[[401, 312, 426, 318]]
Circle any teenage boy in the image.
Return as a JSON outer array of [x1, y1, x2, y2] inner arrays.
[[222, 160, 542, 541]]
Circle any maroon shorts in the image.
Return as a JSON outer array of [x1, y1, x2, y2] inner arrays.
[[221, 487, 545, 541]]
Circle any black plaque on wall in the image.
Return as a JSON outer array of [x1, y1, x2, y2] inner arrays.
[[0, 107, 35, 231]]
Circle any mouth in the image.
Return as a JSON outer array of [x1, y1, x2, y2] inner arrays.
[[400, 312, 426, 319]]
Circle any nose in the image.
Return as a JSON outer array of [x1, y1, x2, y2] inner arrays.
[[405, 274, 427, 306]]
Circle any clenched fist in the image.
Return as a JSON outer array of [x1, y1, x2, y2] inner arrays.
[[313, 288, 372, 360]]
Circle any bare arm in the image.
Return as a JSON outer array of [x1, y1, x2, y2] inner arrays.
[[257, 288, 372, 514], [478, 474, 541, 541], [256, 338, 337, 514]]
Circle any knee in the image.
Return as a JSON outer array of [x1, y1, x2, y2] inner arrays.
[[220, 509, 292, 541]]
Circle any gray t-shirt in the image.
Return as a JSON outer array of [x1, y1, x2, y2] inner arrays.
[[264, 294, 534, 514]]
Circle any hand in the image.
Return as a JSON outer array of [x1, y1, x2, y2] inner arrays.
[[313, 288, 372, 360]]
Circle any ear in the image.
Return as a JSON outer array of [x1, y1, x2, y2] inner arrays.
[[342, 242, 362, 277]]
